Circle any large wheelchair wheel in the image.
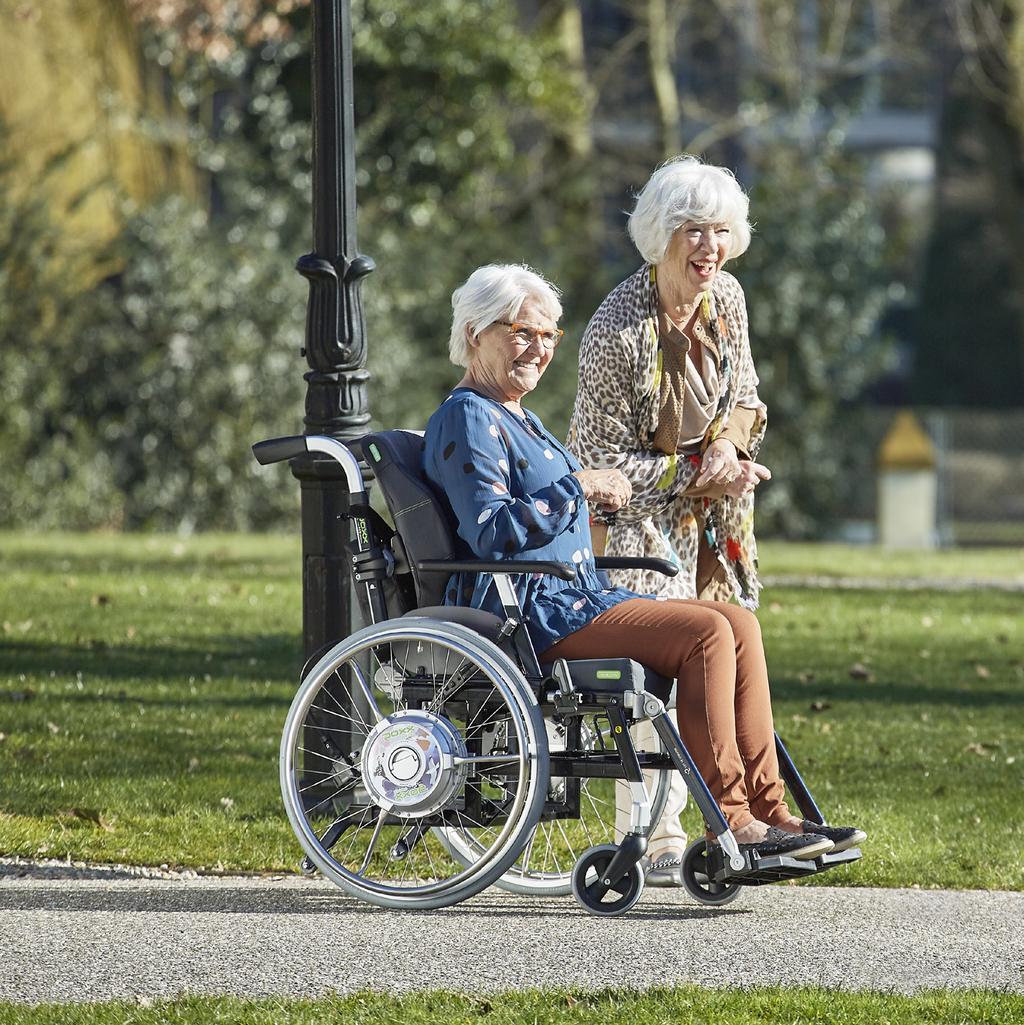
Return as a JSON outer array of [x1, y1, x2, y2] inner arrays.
[[280, 619, 549, 909], [437, 712, 673, 895]]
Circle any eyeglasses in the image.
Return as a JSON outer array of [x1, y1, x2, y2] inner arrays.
[[495, 321, 564, 350]]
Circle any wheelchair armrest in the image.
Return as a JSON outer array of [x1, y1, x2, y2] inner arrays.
[[595, 556, 679, 578], [416, 559, 576, 582]]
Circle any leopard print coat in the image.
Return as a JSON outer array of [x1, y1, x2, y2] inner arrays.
[[566, 265, 766, 607]]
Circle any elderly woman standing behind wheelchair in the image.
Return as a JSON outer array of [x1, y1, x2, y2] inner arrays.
[[424, 263, 864, 863], [568, 157, 773, 885]]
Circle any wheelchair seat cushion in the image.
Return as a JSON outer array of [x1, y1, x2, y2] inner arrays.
[[402, 606, 507, 645]]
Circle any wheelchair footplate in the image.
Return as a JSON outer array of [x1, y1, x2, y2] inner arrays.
[[707, 844, 863, 886]]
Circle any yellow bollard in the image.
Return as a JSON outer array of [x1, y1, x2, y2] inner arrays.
[[877, 411, 938, 549]]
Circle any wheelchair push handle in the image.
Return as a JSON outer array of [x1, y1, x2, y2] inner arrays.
[[252, 436, 308, 466], [252, 434, 367, 501]]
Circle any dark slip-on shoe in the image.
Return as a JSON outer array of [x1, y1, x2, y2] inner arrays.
[[802, 820, 867, 853]]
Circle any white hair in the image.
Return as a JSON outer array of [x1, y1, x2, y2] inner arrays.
[[627, 155, 752, 265], [448, 264, 563, 368]]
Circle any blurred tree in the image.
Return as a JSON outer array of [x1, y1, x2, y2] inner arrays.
[[0, 0, 600, 529], [738, 140, 898, 537], [0, 0, 194, 282], [914, 1, 1024, 405]]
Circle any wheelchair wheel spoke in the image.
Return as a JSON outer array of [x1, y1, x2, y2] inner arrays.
[[553, 816, 578, 863], [464, 699, 511, 739], [349, 660, 383, 724], [520, 826, 537, 873], [326, 670, 374, 736], [332, 803, 377, 868], [419, 829, 442, 882], [358, 808, 388, 874], [296, 775, 361, 818], [452, 806, 498, 840]]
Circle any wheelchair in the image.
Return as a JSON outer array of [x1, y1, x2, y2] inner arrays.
[[253, 430, 861, 916]]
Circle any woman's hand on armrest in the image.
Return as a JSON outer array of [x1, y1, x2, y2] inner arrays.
[[573, 468, 632, 512]]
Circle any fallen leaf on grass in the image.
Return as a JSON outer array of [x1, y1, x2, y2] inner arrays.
[[58, 807, 115, 832], [797, 670, 816, 684], [46, 721, 61, 735], [848, 662, 874, 681], [90, 594, 111, 607], [964, 742, 996, 756], [974, 664, 990, 679], [809, 700, 831, 712]]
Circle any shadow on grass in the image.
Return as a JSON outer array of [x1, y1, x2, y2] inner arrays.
[[0, 885, 748, 920], [0, 636, 301, 686], [0, 552, 298, 579], [4, 640, 1020, 709], [760, 676, 1020, 709]]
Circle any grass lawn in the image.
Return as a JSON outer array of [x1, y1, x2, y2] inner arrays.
[[1, 532, 1021, 889], [0, 988, 1021, 1024], [757, 541, 1024, 582]]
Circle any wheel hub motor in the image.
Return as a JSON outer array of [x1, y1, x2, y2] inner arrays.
[[361, 710, 469, 816]]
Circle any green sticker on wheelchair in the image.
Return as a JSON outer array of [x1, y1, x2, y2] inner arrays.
[[596, 670, 621, 680], [369, 443, 382, 462]]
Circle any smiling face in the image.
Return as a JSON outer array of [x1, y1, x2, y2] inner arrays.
[[664, 221, 732, 295], [465, 297, 558, 404]]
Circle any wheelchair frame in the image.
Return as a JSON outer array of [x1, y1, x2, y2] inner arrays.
[[254, 431, 861, 915]]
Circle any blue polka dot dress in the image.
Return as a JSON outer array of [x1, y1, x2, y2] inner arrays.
[[423, 387, 645, 656]]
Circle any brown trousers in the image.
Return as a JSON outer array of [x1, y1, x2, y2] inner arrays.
[[541, 598, 791, 831]]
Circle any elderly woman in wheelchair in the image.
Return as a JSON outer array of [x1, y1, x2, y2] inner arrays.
[[253, 263, 864, 916]]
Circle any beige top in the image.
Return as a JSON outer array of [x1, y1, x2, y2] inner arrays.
[[652, 306, 758, 500], [653, 309, 719, 454]]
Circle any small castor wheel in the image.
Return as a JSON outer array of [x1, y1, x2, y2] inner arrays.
[[680, 839, 742, 906], [571, 843, 645, 917]]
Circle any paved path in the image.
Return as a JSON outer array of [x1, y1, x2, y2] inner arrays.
[[1, 873, 1021, 1003]]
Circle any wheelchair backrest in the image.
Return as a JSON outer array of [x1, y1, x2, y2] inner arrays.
[[361, 430, 458, 608]]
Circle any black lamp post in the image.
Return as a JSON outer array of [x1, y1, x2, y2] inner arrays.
[[292, 0, 374, 666]]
